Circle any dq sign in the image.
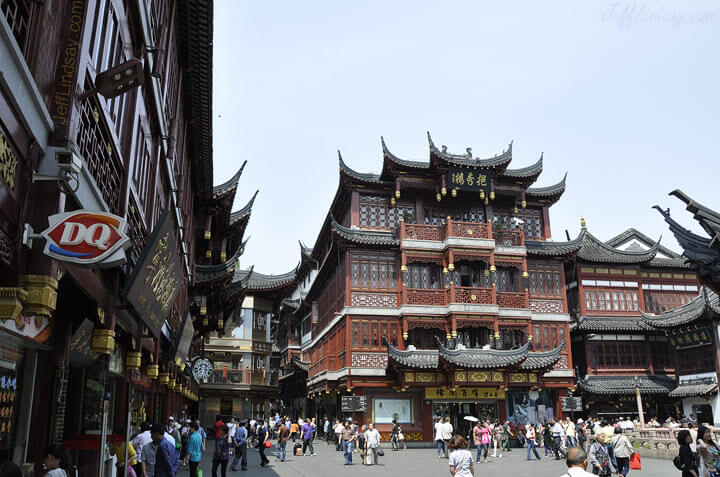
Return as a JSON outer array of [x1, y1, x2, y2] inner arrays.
[[41, 210, 130, 266]]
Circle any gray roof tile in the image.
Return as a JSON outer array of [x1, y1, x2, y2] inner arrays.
[[388, 345, 439, 369], [330, 217, 400, 246], [669, 382, 718, 398], [641, 288, 718, 328], [577, 375, 675, 395], [438, 341, 530, 369]]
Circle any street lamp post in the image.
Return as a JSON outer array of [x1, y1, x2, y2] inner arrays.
[[633, 376, 645, 428]]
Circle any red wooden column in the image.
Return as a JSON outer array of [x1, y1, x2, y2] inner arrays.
[[451, 315, 457, 339], [542, 206, 551, 239], [556, 387, 568, 418], [401, 317, 408, 348], [345, 250, 352, 306], [351, 190, 360, 226]]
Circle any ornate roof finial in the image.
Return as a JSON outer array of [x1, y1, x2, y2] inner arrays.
[[466, 147, 472, 158], [581, 217, 587, 228], [441, 145, 447, 153]]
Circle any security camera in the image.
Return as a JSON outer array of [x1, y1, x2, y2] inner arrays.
[[56, 150, 83, 174]]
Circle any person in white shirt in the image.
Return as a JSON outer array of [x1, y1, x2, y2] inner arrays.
[[441, 417, 454, 459], [562, 446, 596, 477], [435, 417, 445, 459], [131, 422, 153, 472], [227, 416, 237, 439], [448, 435, 474, 477], [364, 423, 382, 465]]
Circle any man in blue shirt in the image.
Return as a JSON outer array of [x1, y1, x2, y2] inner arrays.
[[230, 420, 248, 471], [187, 422, 203, 477], [151, 423, 178, 477]]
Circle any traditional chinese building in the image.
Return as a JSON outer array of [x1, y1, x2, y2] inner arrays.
[[294, 134, 577, 442], [570, 226, 700, 419], [0, 0, 215, 472]]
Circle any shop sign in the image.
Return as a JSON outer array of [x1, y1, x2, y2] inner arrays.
[[561, 396, 583, 412], [191, 358, 214, 381], [108, 345, 124, 375], [124, 211, 184, 337], [69, 319, 97, 365], [0, 369, 17, 445], [41, 210, 130, 266], [252, 341, 272, 354], [670, 327, 712, 350], [341, 395, 367, 412], [171, 313, 194, 362], [0, 315, 51, 343], [130, 370, 153, 389], [447, 165, 492, 193], [424, 386, 505, 400]]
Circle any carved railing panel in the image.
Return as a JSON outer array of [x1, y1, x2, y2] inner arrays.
[[454, 287, 493, 304], [351, 292, 398, 307], [449, 221, 491, 239], [497, 291, 528, 308], [493, 230, 523, 246], [405, 288, 446, 306], [402, 224, 444, 241], [529, 298, 564, 313]]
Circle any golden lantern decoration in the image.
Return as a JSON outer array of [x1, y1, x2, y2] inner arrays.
[[523, 271, 529, 278], [167, 381, 176, 390], [494, 331, 500, 340], [479, 190, 485, 200], [204, 230, 211, 240], [448, 263, 455, 271], [528, 334, 533, 341], [401, 264, 408, 273], [158, 372, 170, 385], [436, 193, 442, 202], [484, 268, 490, 277], [451, 330, 457, 338], [179, 362, 186, 372], [483, 197, 489, 206], [402, 332, 408, 340], [395, 190, 401, 199], [489, 191, 495, 200], [513, 206, 519, 214], [390, 197, 396, 206], [441, 187, 447, 196], [442, 267, 448, 274], [581, 217, 587, 228], [490, 265, 496, 273], [445, 333, 451, 341], [452, 189, 458, 197], [202, 317, 208, 326], [521, 200, 527, 209], [91, 329, 115, 355], [205, 250, 211, 259], [147, 364, 159, 379], [220, 251, 227, 261], [200, 305, 207, 315], [126, 352, 141, 370], [175, 356, 182, 367]]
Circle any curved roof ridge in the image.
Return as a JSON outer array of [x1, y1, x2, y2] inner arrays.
[[520, 342, 565, 370], [330, 215, 399, 246], [705, 287, 720, 315], [437, 339, 530, 368], [338, 150, 386, 183], [670, 190, 720, 247], [525, 228, 586, 257], [502, 153, 543, 178], [427, 131, 513, 168], [381, 136, 430, 169], [605, 227, 679, 258], [525, 172, 567, 196], [578, 228, 659, 264], [387, 343, 439, 369], [212, 161, 246, 198], [640, 288, 709, 327], [230, 190, 258, 224]]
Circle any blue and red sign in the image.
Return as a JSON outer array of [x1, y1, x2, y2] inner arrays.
[[41, 210, 130, 266]]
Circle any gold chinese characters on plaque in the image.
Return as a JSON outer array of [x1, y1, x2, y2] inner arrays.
[[424, 386, 505, 400]]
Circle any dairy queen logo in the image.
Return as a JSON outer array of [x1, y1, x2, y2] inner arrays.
[[41, 210, 131, 266]]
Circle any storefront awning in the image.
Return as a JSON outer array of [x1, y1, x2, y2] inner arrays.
[[669, 382, 718, 398]]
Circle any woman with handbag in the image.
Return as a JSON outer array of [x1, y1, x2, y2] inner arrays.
[[589, 434, 612, 476], [397, 426, 407, 450], [212, 425, 232, 477], [611, 427, 635, 476], [697, 426, 720, 477], [256, 421, 270, 468], [448, 435, 474, 477]]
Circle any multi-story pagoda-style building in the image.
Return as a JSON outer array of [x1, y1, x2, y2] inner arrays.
[[295, 134, 577, 442], [568, 226, 701, 419]]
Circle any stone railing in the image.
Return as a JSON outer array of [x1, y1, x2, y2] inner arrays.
[[588, 427, 720, 460]]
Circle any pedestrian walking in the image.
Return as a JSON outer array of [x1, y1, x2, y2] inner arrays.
[[478, 421, 491, 463], [435, 417, 446, 459], [229, 420, 248, 471], [341, 420, 357, 465], [358, 425, 368, 464], [577, 419, 587, 451], [492, 420, 504, 457], [151, 423, 178, 477], [565, 417, 578, 448], [562, 447, 596, 477], [211, 424, 232, 477], [391, 420, 400, 451], [41, 444, 73, 477], [526, 423, 541, 461], [365, 423, 381, 465], [543, 423, 554, 457], [448, 435, 474, 477], [677, 430, 699, 477], [334, 419, 344, 451], [551, 420, 567, 460], [166, 417, 182, 461], [301, 418, 316, 456], [442, 417, 454, 459], [186, 422, 202, 477], [132, 422, 153, 477], [588, 434, 612, 476], [502, 420, 512, 453], [214, 415, 224, 439], [324, 418, 331, 442], [697, 425, 719, 477], [397, 425, 407, 450], [611, 427, 635, 476], [276, 420, 289, 462], [141, 434, 158, 477], [257, 420, 271, 467]]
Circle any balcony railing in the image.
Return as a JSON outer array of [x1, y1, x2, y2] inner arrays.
[[492, 229, 524, 246], [403, 288, 447, 306], [452, 286, 494, 304], [400, 286, 529, 308], [399, 219, 492, 241], [496, 291, 529, 308], [204, 369, 278, 386]]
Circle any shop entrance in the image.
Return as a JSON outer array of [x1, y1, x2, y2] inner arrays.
[[692, 404, 713, 424], [433, 401, 497, 437]]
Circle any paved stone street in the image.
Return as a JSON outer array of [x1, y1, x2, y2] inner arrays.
[[182, 438, 677, 477]]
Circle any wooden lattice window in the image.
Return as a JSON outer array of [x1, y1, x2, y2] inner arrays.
[[406, 263, 441, 289], [500, 329, 527, 349], [496, 267, 520, 292], [642, 283, 698, 314], [409, 328, 444, 349], [451, 262, 491, 288], [131, 122, 152, 212], [353, 319, 398, 349], [528, 261, 562, 297], [424, 207, 485, 225], [1, 0, 32, 53], [76, 98, 123, 214], [358, 195, 413, 228], [456, 327, 491, 349], [584, 288, 638, 312], [493, 208, 542, 239], [677, 346, 714, 374], [126, 198, 148, 264], [532, 325, 564, 351], [590, 341, 646, 368], [650, 341, 673, 370], [350, 253, 397, 290]]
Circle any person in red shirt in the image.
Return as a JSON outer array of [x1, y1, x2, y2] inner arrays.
[[215, 415, 225, 438]]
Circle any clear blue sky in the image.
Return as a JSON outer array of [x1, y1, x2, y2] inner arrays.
[[213, 0, 720, 274]]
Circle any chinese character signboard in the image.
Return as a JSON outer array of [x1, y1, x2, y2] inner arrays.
[[561, 397, 583, 412], [670, 327, 713, 350], [341, 396, 368, 412], [171, 313, 194, 363], [447, 165, 492, 192], [424, 386, 505, 400], [41, 210, 130, 267], [124, 211, 184, 337]]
